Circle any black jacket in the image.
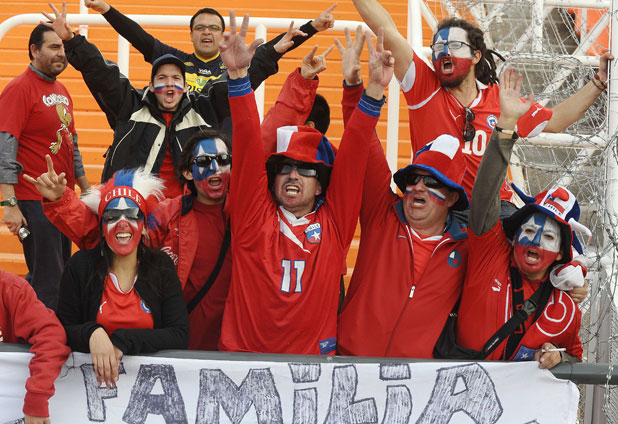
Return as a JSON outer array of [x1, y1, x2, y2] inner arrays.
[[63, 34, 218, 183], [101, 6, 317, 136], [57, 246, 190, 354]]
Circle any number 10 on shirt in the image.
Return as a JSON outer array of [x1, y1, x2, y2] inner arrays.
[[280, 259, 306, 293]]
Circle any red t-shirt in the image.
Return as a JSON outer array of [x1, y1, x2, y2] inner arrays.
[[185, 200, 230, 350], [399, 55, 552, 202], [410, 227, 441, 282], [0, 67, 76, 200], [97, 273, 154, 335], [158, 113, 183, 199]]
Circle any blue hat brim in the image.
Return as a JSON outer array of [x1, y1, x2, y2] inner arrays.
[[393, 164, 469, 211]]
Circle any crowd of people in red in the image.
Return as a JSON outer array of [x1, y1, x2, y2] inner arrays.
[[0, 0, 609, 422]]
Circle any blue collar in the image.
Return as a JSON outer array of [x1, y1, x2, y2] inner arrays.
[[394, 199, 467, 240]]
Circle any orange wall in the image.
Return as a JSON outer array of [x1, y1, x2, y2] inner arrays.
[[0, 0, 434, 278]]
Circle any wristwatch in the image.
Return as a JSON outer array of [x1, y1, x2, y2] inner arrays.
[[0, 196, 17, 206]]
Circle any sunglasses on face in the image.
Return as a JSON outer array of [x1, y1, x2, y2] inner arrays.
[[193, 154, 232, 168], [463, 107, 476, 143], [277, 162, 318, 178], [407, 173, 446, 189], [101, 207, 144, 223], [430, 40, 474, 53]]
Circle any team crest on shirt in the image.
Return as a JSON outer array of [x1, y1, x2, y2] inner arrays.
[[487, 115, 498, 129], [305, 223, 322, 244], [141, 300, 152, 314], [319, 337, 336, 355], [512, 345, 536, 361], [447, 249, 462, 268]]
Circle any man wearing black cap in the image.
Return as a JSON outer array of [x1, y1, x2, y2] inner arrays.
[[455, 68, 586, 369], [43, 3, 217, 198]]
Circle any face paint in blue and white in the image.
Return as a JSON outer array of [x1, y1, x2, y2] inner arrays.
[[102, 197, 145, 256], [513, 212, 562, 280], [431, 27, 475, 87], [191, 138, 230, 201]]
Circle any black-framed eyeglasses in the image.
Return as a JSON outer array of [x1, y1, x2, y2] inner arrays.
[[277, 162, 318, 178], [407, 172, 445, 189], [430, 40, 474, 53], [101, 207, 144, 223], [193, 24, 222, 32], [193, 154, 232, 168], [463, 107, 476, 143]]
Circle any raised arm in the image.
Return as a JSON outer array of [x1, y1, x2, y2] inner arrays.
[[352, 0, 413, 79], [85, 0, 174, 63], [544, 52, 613, 132], [469, 68, 533, 235], [25, 155, 100, 249], [221, 11, 273, 228], [43, 3, 139, 123], [261, 44, 332, 155], [248, 4, 336, 89], [336, 25, 395, 225], [326, 29, 391, 245]]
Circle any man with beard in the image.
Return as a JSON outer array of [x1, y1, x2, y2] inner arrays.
[[218, 12, 392, 354], [351, 0, 611, 213], [0, 23, 90, 310]]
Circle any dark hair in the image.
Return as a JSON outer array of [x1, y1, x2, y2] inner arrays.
[[436, 18, 503, 86], [28, 24, 54, 60], [177, 128, 231, 195], [90, 240, 170, 298], [190, 8, 225, 32], [306, 93, 331, 134]]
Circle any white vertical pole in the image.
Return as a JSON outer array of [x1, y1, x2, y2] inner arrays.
[[78, 0, 88, 37], [532, 0, 544, 52], [118, 36, 130, 78], [255, 23, 267, 121], [607, 0, 618, 306]]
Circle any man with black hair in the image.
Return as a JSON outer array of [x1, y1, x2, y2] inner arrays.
[[352, 0, 612, 211], [0, 22, 89, 310], [306, 94, 331, 134], [261, 45, 334, 155], [83, 0, 336, 134], [43, 3, 218, 198]]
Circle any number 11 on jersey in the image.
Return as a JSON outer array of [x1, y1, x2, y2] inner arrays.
[[281, 259, 306, 293]]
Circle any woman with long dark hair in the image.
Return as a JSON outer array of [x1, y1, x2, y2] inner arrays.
[[54, 168, 189, 388]]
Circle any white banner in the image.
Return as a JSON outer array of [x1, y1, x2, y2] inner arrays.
[[0, 352, 579, 423]]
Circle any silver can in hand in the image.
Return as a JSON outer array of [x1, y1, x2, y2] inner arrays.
[[18, 225, 30, 241]]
